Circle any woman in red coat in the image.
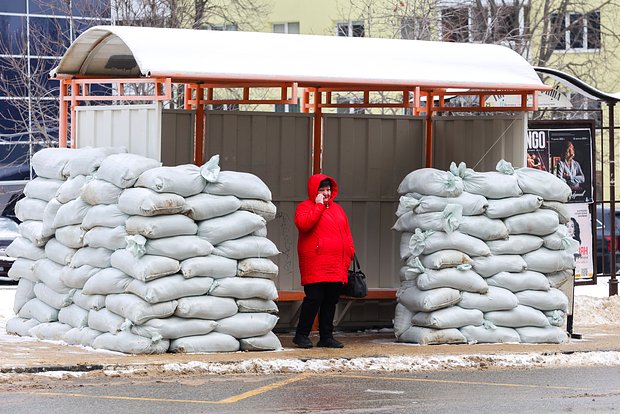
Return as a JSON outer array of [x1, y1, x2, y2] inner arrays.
[[293, 174, 355, 348]]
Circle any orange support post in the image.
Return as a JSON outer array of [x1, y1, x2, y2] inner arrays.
[[312, 90, 322, 174], [425, 91, 433, 167], [194, 86, 205, 166], [70, 80, 78, 148], [58, 80, 68, 148]]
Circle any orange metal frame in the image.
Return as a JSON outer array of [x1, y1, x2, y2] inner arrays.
[[57, 77, 542, 169]]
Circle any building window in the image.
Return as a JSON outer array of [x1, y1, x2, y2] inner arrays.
[[441, 7, 469, 42], [275, 99, 300, 113], [336, 96, 365, 114], [400, 16, 431, 40], [336, 21, 364, 37], [553, 11, 600, 51], [273, 22, 299, 34], [210, 103, 239, 111], [208, 23, 238, 31]]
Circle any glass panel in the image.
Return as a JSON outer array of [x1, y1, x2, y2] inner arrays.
[[287, 22, 300, 34], [569, 13, 584, 48], [587, 11, 600, 49], [336, 23, 349, 37], [29, 17, 71, 56], [0, 0, 26, 13], [551, 13, 566, 50], [351, 23, 364, 37], [0, 100, 27, 135], [0, 15, 27, 55], [72, 0, 111, 18], [273, 23, 285, 33], [0, 57, 28, 98], [28, 0, 71, 16], [442, 8, 469, 42], [0, 142, 31, 181], [30, 58, 59, 95]]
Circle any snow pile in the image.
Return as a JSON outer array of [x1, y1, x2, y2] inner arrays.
[[574, 294, 620, 326], [4, 148, 282, 354], [393, 161, 576, 345]]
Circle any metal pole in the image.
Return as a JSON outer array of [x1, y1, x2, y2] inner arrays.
[[312, 89, 323, 174], [609, 102, 618, 295]]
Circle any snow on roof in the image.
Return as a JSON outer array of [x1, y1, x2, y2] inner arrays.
[[51, 25, 545, 91]]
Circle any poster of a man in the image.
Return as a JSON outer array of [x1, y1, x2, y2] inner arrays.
[[549, 129, 592, 203]]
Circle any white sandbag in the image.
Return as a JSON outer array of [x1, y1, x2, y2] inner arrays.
[[546, 270, 572, 289], [485, 194, 543, 219], [31, 147, 75, 179], [409, 230, 491, 257], [395, 194, 421, 217], [239, 199, 277, 221], [504, 208, 559, 237], [458, 215, 508, 241], [6, 317, 39, 336], [125, 214, 197, 239], [184, 193, 241, 221], [203, 170, 272, 201], [485, 305, 550, 327], [175, 296, 238, 320], [111, 249, 180, 282], [236, 298, 279, 314], [214, 313, 278, 339], [126, 274, 214, 304], [450, 164, 522, 198], [34, 282, 74, 309], [397, 326, 466, 344], [135, 164, 206, 197], [15, 198, 47, 221], [416, 268, 488, 293], [23, 177, 63, 202], [486, 271, 550, 293], [53, 198, 91, 228], [458, 286, 518, 312], [55, 175, 90, 204], [63, 327, 102, 347], [545, 309, 566, 327], [105, 294, 178, 325], [42, 198, 62, 237], [516, 326, 568, 343], [60, 265, 100, 289], [143, 236, 214, 261], [70, 247, 112, 268], [7, 257, 37, 282], [542, 226, 579, 252], [13, 278, 36, 314], [209, 277, 278, 300], [398, 168, 463, 197], [472, 255, 527, 277], [486, 235, 543, 255], [72, 289, 105, 311], [6, 237, 46, 261], [197, 211, 266, 245], [392, 206, 461, 233], [540, 201, 571, 224], [459, 325, 520, 344], [240, 332, 283, 351], [393, 303, 415, 338], [58, 304, 89, 328], [399, 232, 413, 260], [412, 306, 484, 329], [92, 331, 170, 354], [96, 153, 161, 188], [65, 146, 126, 178], [522, 248, 575, 273], [397, 285, 461, 312], [55, 225, 86, 249], [515, 288, 569, 312], [29, 322, 73, 340], [88, 308, 126, 334], [33, 259, 72, 293], [118, 188, 186, 216], [170, 332, 239, 353], [18, 298, 59, 322], [131, 317, 218, 340], [237, 258, 278, 280], [181, 255, 238, 279], [212, 236, 280, 259], [514, 168, 572, 202], [80, 179, 123, 205], [84, 226, 128, 250], [416, 250, 473, 270], [18, 220, 51, 247], [82, 204, 129, 230], [82, 268, 133, 295], [414, 192, 488, 216], [44, 238, 77, 266]]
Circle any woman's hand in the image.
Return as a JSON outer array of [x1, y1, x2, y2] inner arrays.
[[315, 194, 325, 204]]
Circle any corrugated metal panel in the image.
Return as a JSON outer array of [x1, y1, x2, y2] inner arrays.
[[432, 114, 527, 170], [161, 109, 194, 166]]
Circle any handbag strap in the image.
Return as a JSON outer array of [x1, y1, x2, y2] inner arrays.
[[350, 253, 360, 272]]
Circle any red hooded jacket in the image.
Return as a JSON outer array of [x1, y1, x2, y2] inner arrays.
[[295, 174, 355, 285]]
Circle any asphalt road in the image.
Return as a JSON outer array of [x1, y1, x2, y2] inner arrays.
[[2, 365, 619, 413]]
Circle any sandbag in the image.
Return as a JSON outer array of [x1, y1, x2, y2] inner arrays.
[[397, 285, 461, 312], [18, 220, 51, 247], [214, 313, 279, 339], [31, 147, 75, 179], [80, 179, 123, 205], [237, 258, 278, 280], [393, 303, 415, 338], [416, 268, 488, 293], [63, 327, 102, 347], [33, 259, 72, 293], [181, 255, 238, 279], [458, 215, 508, 241], [65, 146, 126, 178], [60, 265, 100, 289], [472, 255, 527, 277], [486, 235, 543, 255], [126, 274, 214, 304], [58, 304, 89, 328], [83, 226, 128, 250], [236, 298, 279, 314], [6, 317, 39, 336], [208, 277, 278, 300], [92, 331, 170, 354], [125, 214, 198, 239], [203, 170, 272, 201], [18, 298, 59, 322], [55, 225, 86, 249], [238, 199, 277, 221], [392, 206, 461, 233], [484, 305, 550, 327], [458, 286, 518, 312], [72, 289, 106, 311], [96, 153, 161, 188], [397, 326, 466, 345], [412, 306, 484, 329], [414, 192, 488, 216], [142, 236, 214, 261], [515, 288, 569, 312], [541, 201, 571, 224], [542, 226, 579, 252], [118, 188, 186, 216], [504, 209, 560, 236], [135, 164, 206, 197], [522, 248, 575, 273], [45, 238, 77, 266], [409, 230, 491, 257], [399, 232, 414, 260], [82, 204, 129, 230], [105, 294, 178, 325], [8, 257, 37, 282], [398, 168, 463, 197], [111, 249, 180, 282], [486, 271, 551, 293], [546, 270, 572, 288], [29, 322, 72, 340], [485, 194, 543, 219], [516, 326, 568, 343], [13, 278, 36, 314], [459, 325, 520, 344], [53, 198, 91, 229], [70, 247, 113, 268], [82, 268, 133, 295], [239, 332, 283, 351], [211, 236, 280, 259], [56, 175, 90, 204], [34, 282, 74, 310], [514, 168, 572, 202], [170, 332, 239, 353], [131, 317, 218, 340], [6, 237, 46, 261], [183, 193, 241, 221], [23, 177, 63, 202], [417, 250, 473, 270], [197, 211, 267, 245], [545, 309, 567, 327], [175, 296, 238, 320], [15, 198, 47, 221], [88, 308, 126, 334], [450, 164, 522, 198], [42, 198, 62, 237]]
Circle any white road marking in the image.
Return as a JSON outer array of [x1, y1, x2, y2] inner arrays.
[[365, 389, 405, 395]]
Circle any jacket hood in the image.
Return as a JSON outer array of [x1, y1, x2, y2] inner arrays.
[[307, 173, 339, 204]]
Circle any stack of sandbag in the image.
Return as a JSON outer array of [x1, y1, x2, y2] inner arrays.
[[392, 160, 575, 345], [6, 149, 282, 354]]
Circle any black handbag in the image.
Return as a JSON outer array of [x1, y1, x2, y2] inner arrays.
[[342, 254, 368, 298]]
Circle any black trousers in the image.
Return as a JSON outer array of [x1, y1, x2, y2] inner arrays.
[[295, 282, 342, 340]]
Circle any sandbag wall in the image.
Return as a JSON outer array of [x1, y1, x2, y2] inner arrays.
[[393, 161, 577, 345], [6, 148, 282, 354]]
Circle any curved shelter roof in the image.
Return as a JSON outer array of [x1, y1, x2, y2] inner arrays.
[[51, 25, 545, 91]]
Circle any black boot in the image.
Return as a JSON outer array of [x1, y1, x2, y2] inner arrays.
[[316, 338, 344, 348], [293, 335, 313, 348]]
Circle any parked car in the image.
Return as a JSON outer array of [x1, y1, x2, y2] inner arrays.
[[595, 205, 620, 275], [0, 216, 19, 283]]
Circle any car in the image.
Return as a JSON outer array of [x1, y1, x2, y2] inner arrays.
[[595, 204, 620, 275], [0, 216, 19, 283]]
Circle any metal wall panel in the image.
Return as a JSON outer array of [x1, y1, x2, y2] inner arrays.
[[161, 109, 194, 166], [432, 114, 527, 170]]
